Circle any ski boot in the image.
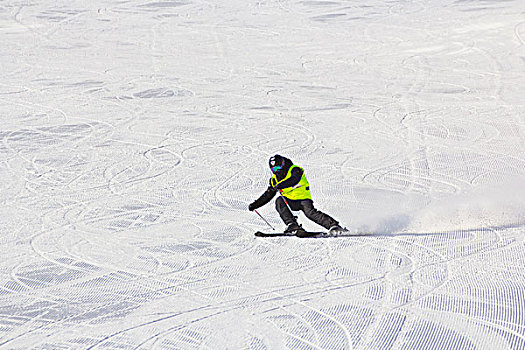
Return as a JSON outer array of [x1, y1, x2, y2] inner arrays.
[[285, 222, 308, 237], [285, 222, 302, 233], [328, 225, 348, 236]]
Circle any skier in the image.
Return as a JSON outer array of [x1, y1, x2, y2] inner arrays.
[[248, 154, 345, 237]]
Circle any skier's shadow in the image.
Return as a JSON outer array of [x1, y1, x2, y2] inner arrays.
[[318, 222, 523, 238], [329, 232, 439, 238], [310, 232, 435, 238]]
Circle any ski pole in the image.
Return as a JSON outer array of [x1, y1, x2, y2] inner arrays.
[[254, 209, 275, 231]]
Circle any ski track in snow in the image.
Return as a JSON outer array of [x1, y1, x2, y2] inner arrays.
[[1, 0, 525, 349]]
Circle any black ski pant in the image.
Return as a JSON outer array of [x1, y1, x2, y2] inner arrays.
[[275, 197, 338, 230]]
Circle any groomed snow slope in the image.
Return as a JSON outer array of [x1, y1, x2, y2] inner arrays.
[[1, 0, 525, 349]]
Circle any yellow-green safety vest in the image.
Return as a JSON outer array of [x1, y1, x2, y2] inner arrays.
[[270, 165, 311, 200]]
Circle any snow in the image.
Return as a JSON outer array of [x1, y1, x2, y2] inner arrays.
[[1, 0, 524, 349]]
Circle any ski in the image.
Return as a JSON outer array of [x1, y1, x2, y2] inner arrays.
[[255, 231, 324, 238], [254, 227, 351, 238]]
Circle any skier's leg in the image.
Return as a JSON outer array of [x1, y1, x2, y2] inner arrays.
[[275, 196, 296, 226], [300, 200, 338, 230]]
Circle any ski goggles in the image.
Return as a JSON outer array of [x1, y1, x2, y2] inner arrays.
[[271, 165, 282, 173]]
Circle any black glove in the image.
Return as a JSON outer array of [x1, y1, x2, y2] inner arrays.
[[248, 202, 257, 211]]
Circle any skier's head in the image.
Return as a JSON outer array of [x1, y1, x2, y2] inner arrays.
[[269, 154, 285, 173]]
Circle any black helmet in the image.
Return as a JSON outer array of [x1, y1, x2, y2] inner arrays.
[[269, 154, 285, 173]]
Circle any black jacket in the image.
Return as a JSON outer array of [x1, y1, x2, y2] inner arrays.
[[250, 156, 303, 210]]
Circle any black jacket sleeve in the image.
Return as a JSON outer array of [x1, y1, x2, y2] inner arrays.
[[250, 185, 277, 210], [274, 167, 303, 190]]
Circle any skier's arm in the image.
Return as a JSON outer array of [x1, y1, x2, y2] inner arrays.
[[248, 186, 277, 211], [274, 167, 303, 190]]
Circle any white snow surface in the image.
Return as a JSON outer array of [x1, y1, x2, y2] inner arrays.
[[1, 0, 525, 349]]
